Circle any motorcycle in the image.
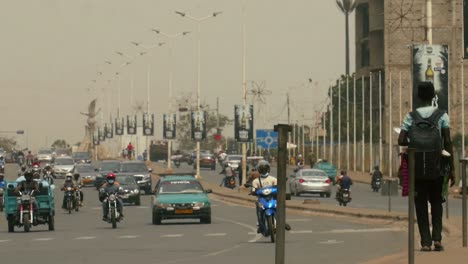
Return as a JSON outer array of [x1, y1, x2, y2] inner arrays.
[[0, 187, 4, 212], [222, 175, 236, 189], [372, 177, 382, 192], [17, 190, 35, 232], [17, 155, 24, 166], [102, 191, 122, 229], [337, 189, 351, 206], [171, 154, 183, 168], [64, 187, 77, 214], [75, 185, 82, 208], [43, 171, 54, 185], [253, 186, 277, 243], [174, 159, 181, 168]]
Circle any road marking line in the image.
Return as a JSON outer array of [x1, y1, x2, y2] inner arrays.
[[119, 235, 139, 239], [214, 216, 262, 243], [34, 238, 54, 241], [204, 244, 241, 256], [0, 240, 11, 243], [288, 218, 310, 222], [290, 230, 314, 234], [319, 239, 344, 245], [161, 234, 183, 238], [320, 227, 405, 234], [75, 236, 96, 240], [204, 233, 227, 237], [91, 207, 101, 210], [136, 206, 149, 209]]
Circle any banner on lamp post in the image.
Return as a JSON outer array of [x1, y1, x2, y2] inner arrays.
[[93, 134, 99, 146], [127, 115, 137, 135], [105, 123, 113, 139], [191, 111, 206, 141], [163, 113, 176, 139], [98, 127, 105, 142], [143, 113, 154, 136], [234, 104, 254, 142], [411, 44, 449, 112], [115, 117, 124, 135]]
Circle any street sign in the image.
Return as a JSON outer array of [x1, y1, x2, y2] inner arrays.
[[256, 129, 278, 149]]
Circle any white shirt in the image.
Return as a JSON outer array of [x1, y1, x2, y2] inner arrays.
[[252, 175, 277, 189]]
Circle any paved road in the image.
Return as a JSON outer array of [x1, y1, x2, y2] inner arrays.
[[188, 162, 464, 216], [1, 163, 406, 264]]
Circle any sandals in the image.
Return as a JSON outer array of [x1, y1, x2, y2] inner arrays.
[[421, 246, 432, 252]]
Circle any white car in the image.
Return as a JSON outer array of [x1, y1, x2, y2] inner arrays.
[[223, 155, 242, 169], [53, 156, 75, 178], [37, 148, 54, 162]]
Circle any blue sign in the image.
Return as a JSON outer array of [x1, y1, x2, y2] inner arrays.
[[256, 129, 278, 149]]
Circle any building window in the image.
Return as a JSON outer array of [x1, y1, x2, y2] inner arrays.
[[361, 41, 370, 67], [362, 4, 369, 38]]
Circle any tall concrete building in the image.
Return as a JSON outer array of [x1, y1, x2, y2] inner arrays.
[[355, 0, 465, 154]]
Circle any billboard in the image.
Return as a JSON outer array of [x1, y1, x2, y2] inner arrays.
[[234, 104, 254, 142], [115, 117, 124, 135], [191, 111, 207, 141], [143, 113, 154, 136], [163, 113, 176, 140], [411, 44, 449, 112], [127, 115, 137, 135]]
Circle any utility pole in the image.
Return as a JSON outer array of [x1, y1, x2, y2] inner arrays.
[[287, 92, 291, 161]]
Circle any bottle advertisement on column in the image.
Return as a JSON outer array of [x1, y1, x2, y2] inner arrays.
[[411, 44, 449, 112], [127, 115, 137, 135], [191, 111, 206, 141], [234, 104, 254, 142], [163, 113, 176, 139], [143, 113, 154, 136], [115, 117, 124, 136]]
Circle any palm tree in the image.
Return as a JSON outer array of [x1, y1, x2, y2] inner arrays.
[[336, 0, 357, 76]]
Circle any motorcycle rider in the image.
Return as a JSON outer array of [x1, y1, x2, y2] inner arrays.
[[220, 164, 236, 188], [61, 173, 77, 209], [250, 160, 291, 232], [336, 170, 353, 199], [99, 173, 123, 221], [31, 158, 41, 167], [26, 151, 34, 167], [32, 165, 41, 179], [73, 173, 84, 206], [371, 165, 383, 189], [42, 164, 54, 184], [0, 156, 5, 173]]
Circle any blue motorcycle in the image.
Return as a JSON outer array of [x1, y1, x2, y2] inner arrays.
[[254, 186, 277, 243]]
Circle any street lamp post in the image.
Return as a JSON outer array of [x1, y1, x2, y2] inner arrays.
[[175, 10, 222, 178], [152, 29, 190, 170]]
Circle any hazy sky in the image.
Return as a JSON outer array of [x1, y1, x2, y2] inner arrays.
[[0, 0, 355, 151]]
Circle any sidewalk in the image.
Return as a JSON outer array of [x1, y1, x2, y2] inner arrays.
[[149, 162, 467, 263]]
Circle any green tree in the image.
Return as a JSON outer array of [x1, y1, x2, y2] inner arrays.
[[336, 0, 356, 76], [176, 105, 232, 152], [51, 139, 70, 149], [0, 137, 17, 152]]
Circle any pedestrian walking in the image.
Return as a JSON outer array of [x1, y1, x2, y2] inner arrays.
[[308, 151, 317, 168], [126, 142, 133, 160], [398, 82, 455, 252]]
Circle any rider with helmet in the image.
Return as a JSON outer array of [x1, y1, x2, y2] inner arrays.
[[99, 173, 123, 221], [15, 170, 39, 194], [18, 165, 27, 177], [73, 173, 84, 206], [250, 160, 291, 232], [336, 170, 353, 198], [61, 173, 77, 209], [32, 165, 41, 179]]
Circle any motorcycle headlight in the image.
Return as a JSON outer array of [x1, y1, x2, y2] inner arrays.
[[261, 189, 272, 195], [134, 189, 139, 194], [67, 187, 72, 191]]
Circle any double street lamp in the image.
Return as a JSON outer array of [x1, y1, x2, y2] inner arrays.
[[175, 10, 222, 178]]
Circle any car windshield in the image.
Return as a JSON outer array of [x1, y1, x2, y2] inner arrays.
[[121, 163, 147, 173], [100, 162, 120, 171], [55, 159, 74, 165], [116, 175, 137, 186], [73, 152, 90, 159], [38, 149, 53, 154], [159, 180, 204, 194], [301, 170, 327, 177], [76, 166, 95, 173]]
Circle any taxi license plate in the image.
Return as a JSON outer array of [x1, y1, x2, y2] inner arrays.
[[175, 209, 193, 214]]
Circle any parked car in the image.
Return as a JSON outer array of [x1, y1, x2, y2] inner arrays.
[[73, 164, 98, 187], [53, 156, 75, 178], [95, 160, 121, 189], [223, 154, 242, 170], [151, 173, 212, 225], [120, 161, 153, 194], [289, 169, 332, 197], [115, 174, 141, 205], [72, 152, 91, 164]]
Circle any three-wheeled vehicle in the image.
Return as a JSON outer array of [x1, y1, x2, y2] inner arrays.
[[3, 180, 55, 232]]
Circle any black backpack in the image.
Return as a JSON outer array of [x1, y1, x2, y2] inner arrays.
[[408, 109, 445, 180]]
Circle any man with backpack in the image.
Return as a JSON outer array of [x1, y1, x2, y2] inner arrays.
[[398, 82, 455, 252]]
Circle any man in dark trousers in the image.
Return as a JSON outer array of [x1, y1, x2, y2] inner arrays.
[[398, 82, 455, 252]]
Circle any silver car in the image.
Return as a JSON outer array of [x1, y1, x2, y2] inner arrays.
[[53, 156, 75, 178], [37, 148, 54, 162], [289, 169, 332, 197], [223, 155, 242, 169]]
